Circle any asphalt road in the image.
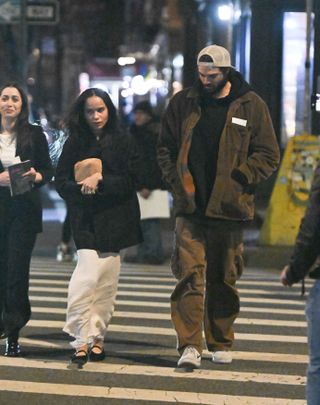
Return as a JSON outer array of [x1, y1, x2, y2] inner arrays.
[[0, 256, 309, 405]]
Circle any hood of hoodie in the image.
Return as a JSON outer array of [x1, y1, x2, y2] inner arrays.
[[227, 69, 252, 100]]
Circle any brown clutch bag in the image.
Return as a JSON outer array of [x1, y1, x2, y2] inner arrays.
[[74, 158, 102, 182]]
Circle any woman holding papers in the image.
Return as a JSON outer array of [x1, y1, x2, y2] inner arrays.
[[55, 88, 142, 367], [0, 83, 53, 356]]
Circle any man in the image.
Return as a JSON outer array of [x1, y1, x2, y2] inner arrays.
[[128, 101, 168, 265], [281, 163, 320, 405], [158, 44, 280, 368]]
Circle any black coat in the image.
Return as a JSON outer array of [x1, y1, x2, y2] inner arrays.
[[55, 132, 143, 252], [130, 119, 166, 190], [0, 124, 54, 233], [287, 163, 320, 284]]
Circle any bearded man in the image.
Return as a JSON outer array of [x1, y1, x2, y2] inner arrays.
[[157, 44, 280, 369]]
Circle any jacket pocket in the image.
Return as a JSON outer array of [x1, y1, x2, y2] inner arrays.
[[220, 178, 254, 219], [225, 124, 250, 153]]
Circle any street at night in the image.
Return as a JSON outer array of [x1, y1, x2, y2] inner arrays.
[[0, 255, 308, 404], [1, 1, 319, 404]]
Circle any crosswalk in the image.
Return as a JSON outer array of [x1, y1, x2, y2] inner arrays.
[[0, 257, 309, 404]]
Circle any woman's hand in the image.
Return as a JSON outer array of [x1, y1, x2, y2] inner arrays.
[[78, 172, 102, 195], [23, 167, 43, 184], [0, 170, 10, 186]]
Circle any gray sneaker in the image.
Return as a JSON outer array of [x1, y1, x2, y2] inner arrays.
[[177, 346, 201, 369], [212, 350, 232, 364]]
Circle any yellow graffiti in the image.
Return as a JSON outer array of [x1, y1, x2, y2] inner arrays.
[[260, 134, 320, 246]]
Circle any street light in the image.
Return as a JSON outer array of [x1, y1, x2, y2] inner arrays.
[[117, 57, 136, 66], [215, 2, 235, 54], [217, 4, 233, 21]]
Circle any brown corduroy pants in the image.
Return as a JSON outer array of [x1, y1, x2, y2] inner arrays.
[[170, 217, 244, 355]]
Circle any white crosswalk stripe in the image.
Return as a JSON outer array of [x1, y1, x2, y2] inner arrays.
[[31, 307, 307, 327], [0, 257, 308, 404], [0, 379, 306, 404]]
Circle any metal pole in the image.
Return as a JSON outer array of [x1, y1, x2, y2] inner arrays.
[[20, 0, 28, 84], [304, 0, 313, 133]]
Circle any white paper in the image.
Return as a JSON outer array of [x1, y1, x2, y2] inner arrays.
[[232, 117, 247, 127], [137, 190, 171, 220]]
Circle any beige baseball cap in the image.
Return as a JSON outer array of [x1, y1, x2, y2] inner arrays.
[[197, 45, 233, 68]]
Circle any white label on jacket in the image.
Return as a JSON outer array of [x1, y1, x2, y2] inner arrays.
[[232, 117, 247, 127]]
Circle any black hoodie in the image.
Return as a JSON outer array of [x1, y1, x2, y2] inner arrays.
[[188, 69, 252, 215]]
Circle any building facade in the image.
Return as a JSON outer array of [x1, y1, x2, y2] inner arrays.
[[0, 0, 318, 141]]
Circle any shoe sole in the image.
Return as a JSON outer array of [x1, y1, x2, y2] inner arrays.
[[67, 362, 84, 370], [212, 358, 232, 364], [177, 361, 200, 369], [68, 357, 88, 370], [4, 352, 21, 357], [89, 353, 106, 362]]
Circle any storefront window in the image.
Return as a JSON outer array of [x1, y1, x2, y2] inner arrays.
[[281, 12, 314, 143]]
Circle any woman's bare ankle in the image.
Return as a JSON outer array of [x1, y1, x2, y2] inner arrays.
[[75, 344, 88, 355]]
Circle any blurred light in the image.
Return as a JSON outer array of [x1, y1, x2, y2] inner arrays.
[[123, 75, 132, 83], [129, 75, 167, 96], [173, 54, 184, 68], [32, 48, 40, 57], [218, 5, 233, 21], [121, 80, 130, 89], [158, 87, 169, 96], [150, 44, 160, 57], [92, 82, 109, 92], [121, 88, 134, 98], [147, 78, 166, 89], [162, 67, 172, 81], [284, 15, 298, 30], [27, 77, 35, 86], [162, 68, 171, 75], [234, 9, 242, 22], [150, 90, 157, 106], [118, 57, 136, 66], [79, 72, 90, 93], [131, 75, 149, 95], [40, 117, 48, 126]]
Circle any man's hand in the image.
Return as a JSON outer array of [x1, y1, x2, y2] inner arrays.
[[280, 265, 293, 287]]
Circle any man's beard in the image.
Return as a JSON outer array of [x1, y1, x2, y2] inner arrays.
[[202, 75, 229, 96]]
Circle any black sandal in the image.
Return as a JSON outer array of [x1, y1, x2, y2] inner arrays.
[[89, 345, 105, 362], [5, 339, 21, 357], [69, 349, 88, 367]]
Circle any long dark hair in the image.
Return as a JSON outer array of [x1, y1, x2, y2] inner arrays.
[[0, 83, 32, 151], [66, 88, 120, 146]]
